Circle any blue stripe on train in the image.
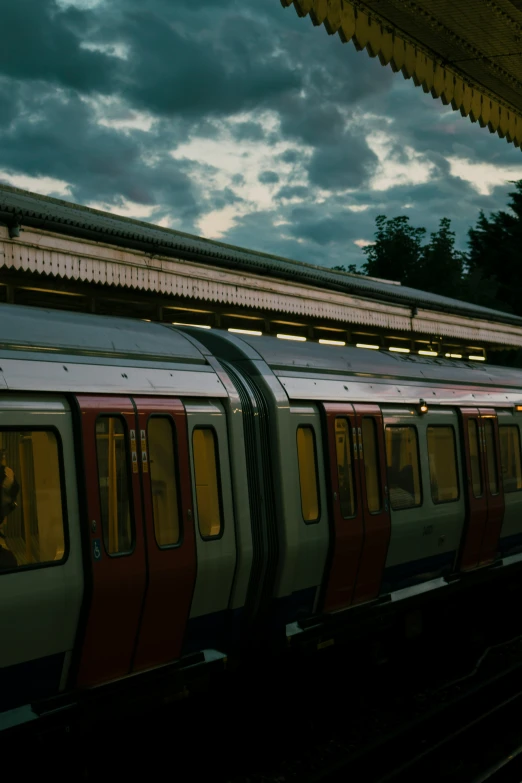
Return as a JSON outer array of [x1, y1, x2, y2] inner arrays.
[[0, 651, 64, 714], [382, 551, 456, 594]]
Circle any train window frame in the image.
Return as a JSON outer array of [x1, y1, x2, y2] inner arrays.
[[296, 424, 321, 525], [334, 416, 357, 519], [147, 414, 184, 550], [467, 418, 483, 499], [361, 416, 383, 515], [499, 424, 522, 494], [0, 425, 70, 574], [95, 414, 136, 558], [384, 423, 423, 511], [483, 417, 500, 497], [426, 424, 460, 505], [192, 425, 225, 542]]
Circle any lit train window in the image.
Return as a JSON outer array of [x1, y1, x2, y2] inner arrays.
[[362, 418, 381, 513], [483, 418, 499, 495], [385, 426, 422, 510], [467, 419, 483, 498], [296, 426, 320, 523], [499, 426, 522, 493], [96, 416, 134, 555], [0, 429, 66, 571], [427, 426, 459, 503], [148, 417, 181, 547], [192, 428, 223, 539], [335, 418, 356, 518]]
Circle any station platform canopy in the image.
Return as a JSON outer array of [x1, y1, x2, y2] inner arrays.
[[281, 0, 522, 148], [1, 184, 521, 363]]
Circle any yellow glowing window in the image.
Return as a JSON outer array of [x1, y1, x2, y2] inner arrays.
[[192, 428, 222, 539], [427, 426, 459, 504], [468, 419, 483, 498], [0, 429, 66, 570], [499, 426, 522, 493], [96, 416, 133, 555], [296, 426, 320, 523], [335, 418, 356, 518], [362, 418, 381, 513], [148, 417, 181, 547], [483, 418, 499, 495], [385, 425, 422, 510]]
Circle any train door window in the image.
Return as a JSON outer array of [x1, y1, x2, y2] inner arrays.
[[427, 426, 459, 503], [335, 418, 356, 518], [296, 426, 320, 523], [192, 428, 223, 539], [148, 417, 181, 547], [385, 426, 422, 510], [96, 417, 133, 555], [499, 426, 522, 493], [0, 430, 66, 569], [361, 418, 381, 513], [467, 419, 483, 498], [483, 418, 499, 495]]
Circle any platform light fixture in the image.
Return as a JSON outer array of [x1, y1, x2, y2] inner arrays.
[[445, 352, 462, 359], [319, 339, 346, 346], [468, 355, 485, 361], [389, 346, 410, 353], [277, 334, 306, 341], [172, 322, 211, 329], [356, 343, 380, 350], [418, 350, 438, 356], [228, 328, 262, 336]]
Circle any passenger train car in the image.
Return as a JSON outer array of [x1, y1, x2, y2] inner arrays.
[[2, 303, 522, 734]]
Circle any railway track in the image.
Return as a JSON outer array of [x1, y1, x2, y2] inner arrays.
[[223, 633, 522, 783]]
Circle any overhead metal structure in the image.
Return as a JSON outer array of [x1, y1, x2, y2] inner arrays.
[[281, 0, 522, 147]]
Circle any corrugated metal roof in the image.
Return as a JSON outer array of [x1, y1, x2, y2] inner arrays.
[[1, 183, 521, 328]]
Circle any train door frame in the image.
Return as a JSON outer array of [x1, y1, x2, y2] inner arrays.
[[351, 404, 392, 604], [477, 408, 504, 565], [74, 395, 147, 688], [322, 403, 364, 612], [458, 407, 504, 570], [321, 403, 391, 610], [131, 397, 197, 671]]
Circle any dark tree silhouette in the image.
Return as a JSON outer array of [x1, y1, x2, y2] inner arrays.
[[362, 215, 426, 287]]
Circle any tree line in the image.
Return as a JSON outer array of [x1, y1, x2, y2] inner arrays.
[[331, 180, 522, 366], [334, 180, 522, 318]]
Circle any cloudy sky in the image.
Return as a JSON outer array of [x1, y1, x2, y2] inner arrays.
[[2, 0, 522, 269]]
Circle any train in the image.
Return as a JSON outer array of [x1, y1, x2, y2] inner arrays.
[[2, 301, 522, 735]]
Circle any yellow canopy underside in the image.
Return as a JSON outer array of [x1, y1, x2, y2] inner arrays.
[[281, 0, 522, 148]]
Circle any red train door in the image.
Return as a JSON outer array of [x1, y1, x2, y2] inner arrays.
[[75, 395, 147, 687], [458, 408, 504, 570], [322, 404, 391, 611], [132, 398, 197, 671], [322, 404, 364, 612], [478, 408, 504, 566], [352, 405, 391, 605]]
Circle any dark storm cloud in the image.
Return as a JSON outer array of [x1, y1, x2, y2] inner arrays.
[[0, 0, 114, 93], [232, 122, 266, 142], [277, 185, 309, 200], [0, 0, 520, 272], [308, 137, 378, 190], [258, 171, 279, 185]]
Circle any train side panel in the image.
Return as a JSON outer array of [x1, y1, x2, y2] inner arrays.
[[0, 395, 83, 713]]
